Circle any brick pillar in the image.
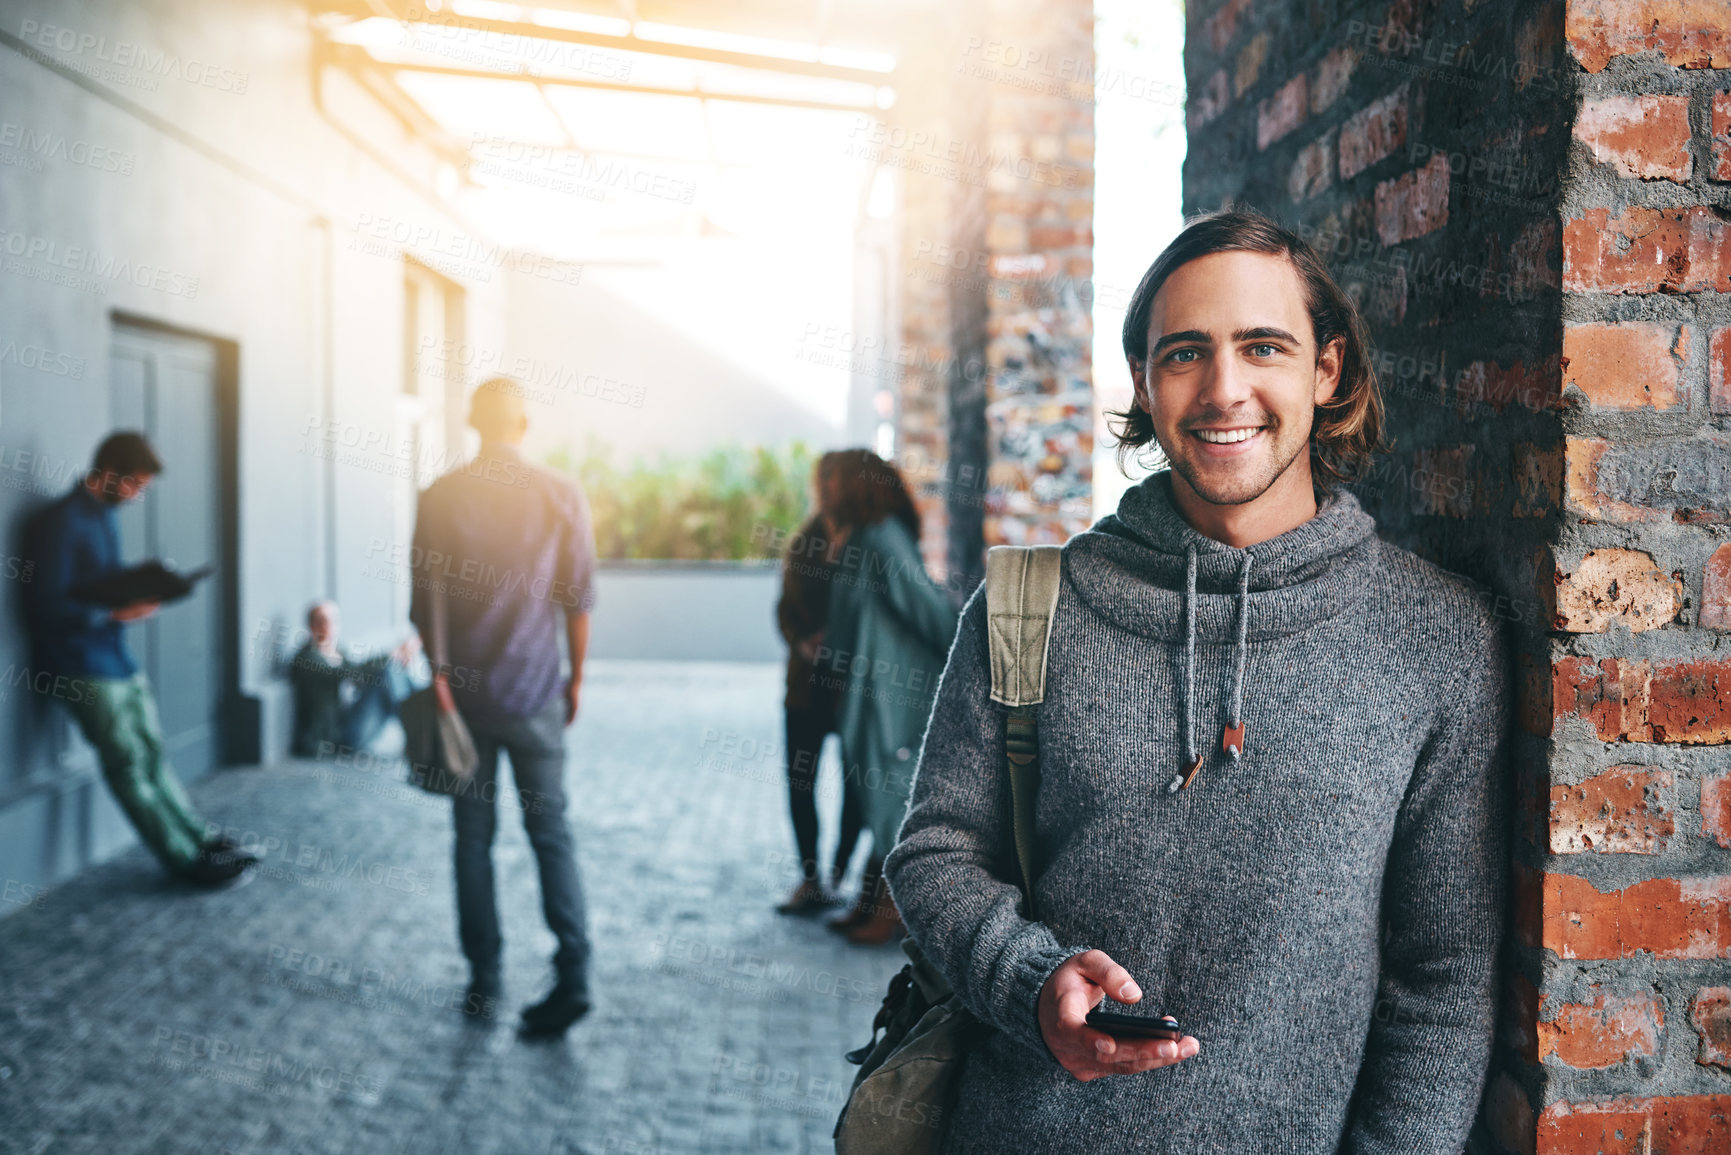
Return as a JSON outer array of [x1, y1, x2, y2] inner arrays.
[[889, 0, 1095, 588], [1183, 1, 1731, 1151], [891, 23, 959, 583], [974, 0, 1096, 556], [1534, 6, 1731, 1150]]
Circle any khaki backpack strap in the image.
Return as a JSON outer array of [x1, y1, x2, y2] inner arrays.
[[984, 545, 1063, 920], [986, 545, 1064, 708]]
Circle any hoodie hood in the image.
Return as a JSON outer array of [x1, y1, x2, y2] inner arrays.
[[1062, 470, 1381, 790], [1063, 470, 1380, 643]]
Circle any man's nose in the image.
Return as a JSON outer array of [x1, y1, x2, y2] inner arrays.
[[1196, 351, 1255, 409]]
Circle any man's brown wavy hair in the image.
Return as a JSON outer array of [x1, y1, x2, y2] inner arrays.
[[1107, 208, 1387, 487]]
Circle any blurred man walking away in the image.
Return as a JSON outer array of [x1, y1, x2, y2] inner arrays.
[[410, 379, 599, 1037], [23, 432, 255, 887]]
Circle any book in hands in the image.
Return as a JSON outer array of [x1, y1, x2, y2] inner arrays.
[[69, 561, 214, 608]]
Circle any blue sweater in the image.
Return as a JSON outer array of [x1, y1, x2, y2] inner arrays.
[[24, 485, 136, 678]]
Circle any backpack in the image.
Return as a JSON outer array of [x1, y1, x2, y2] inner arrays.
[[833, 544, 1063, 1155]]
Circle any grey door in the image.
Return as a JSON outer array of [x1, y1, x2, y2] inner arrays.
[[107, 324, 223, 778]]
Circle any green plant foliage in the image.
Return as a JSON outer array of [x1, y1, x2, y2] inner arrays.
[[545, 437, 818, 560]]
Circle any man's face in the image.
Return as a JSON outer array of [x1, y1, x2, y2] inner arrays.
[[309, 605, 338, 647], [1130, 250, 1342, 507], [92, 471, 153, 503]]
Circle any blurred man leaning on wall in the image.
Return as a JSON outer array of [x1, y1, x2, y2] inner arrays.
[[23, 432, 256, 888]]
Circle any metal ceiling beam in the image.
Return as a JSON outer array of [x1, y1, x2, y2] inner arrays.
[[319, 1, 897, 86], [323, 41, 885, 115], [316, 44, 473, 167]]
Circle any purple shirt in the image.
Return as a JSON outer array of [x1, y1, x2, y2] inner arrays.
[[409, 445, 598, 721]]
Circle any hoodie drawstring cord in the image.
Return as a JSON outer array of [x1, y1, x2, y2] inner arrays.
[[1169, 546, 1201, 793], [1226, 553, 1252, 761], [1169, 548, 1253, 791], [1181, 545, 1198, 768]]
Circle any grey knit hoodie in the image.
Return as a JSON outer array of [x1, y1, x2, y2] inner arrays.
[[883, 471, 1508, 1154]]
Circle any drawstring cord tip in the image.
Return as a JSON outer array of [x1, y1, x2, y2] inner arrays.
[[1222, 722, 1246, 760]]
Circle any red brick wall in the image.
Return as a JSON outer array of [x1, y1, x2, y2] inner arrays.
[[1183, 0, 1731, 1150], [1534, 3, 1731, 1146]]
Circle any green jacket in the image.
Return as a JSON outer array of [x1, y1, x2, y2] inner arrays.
[[823, 517, 959, 853]]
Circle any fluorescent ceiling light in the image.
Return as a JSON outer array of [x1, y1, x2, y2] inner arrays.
[[634, 21, 894, 74], [530, 8, 631, 37], [818, 46, 896, 73], [634, 22, 818, 64], [452, 0, 522, 20], [324, 16, 408, 48], [396, 74, 570, 145], [692, 67, 879, 109]]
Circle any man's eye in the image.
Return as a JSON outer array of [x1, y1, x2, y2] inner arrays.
[[1169, 348, 1199, 364], [1249, 343, 1278, 358]]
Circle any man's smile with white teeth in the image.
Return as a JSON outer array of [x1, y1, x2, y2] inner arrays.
[[1192, 427, 1264, 444]]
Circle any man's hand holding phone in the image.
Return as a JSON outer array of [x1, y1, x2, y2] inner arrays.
[[1037, 949, 1200, 1081]]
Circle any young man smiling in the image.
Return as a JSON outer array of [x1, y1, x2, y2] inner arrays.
[[884, 210, 1508, 1153]]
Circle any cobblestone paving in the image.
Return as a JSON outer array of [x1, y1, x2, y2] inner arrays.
[[0, 662, 904, 1155]]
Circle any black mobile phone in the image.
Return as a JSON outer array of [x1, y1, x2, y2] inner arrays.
[[1084, 1008, 1183, 1041]]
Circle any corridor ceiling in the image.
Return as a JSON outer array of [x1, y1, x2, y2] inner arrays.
[[315, 0, 910, 165]]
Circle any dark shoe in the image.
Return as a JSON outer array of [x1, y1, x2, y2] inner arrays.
[[463, 973, 502, 1020], [825, 888, 875, 933], [196, 861, 257, 890], [180, 844, 258, 888], [520, 981, 591, 1037], [776, 878, 829, 915], [200, 836, 250, 864], [844, 886, 904, 946]]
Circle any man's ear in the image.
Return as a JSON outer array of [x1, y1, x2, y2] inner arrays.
[[1128, 357, 1148, 410], [1313, 337, 1344, 405]]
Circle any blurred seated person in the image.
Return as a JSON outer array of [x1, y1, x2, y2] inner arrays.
[[288, 600, 420, 757]]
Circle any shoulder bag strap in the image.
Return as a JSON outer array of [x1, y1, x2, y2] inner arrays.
[[983, 544, 1063, 921], [432, 581, 449, 680]]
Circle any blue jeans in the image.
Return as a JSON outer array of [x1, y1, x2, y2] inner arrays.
[[341, 661, 415, 751], [452, 693, 590, 990]]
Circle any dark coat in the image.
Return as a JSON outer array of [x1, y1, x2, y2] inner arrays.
[[776, 513, 840, 716], [823, 517, 959, 851]]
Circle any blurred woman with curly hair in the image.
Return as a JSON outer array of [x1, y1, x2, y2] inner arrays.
[[817, 449, 959, 945]]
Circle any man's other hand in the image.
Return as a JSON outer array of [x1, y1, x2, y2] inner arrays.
[[433, 672, 456, 716], [111, 600, 160, 623], [1037, 949, 1200, 1082], [564, 678, 581, 727]]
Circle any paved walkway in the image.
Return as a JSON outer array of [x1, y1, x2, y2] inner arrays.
[[0, 662, 903, 1155]]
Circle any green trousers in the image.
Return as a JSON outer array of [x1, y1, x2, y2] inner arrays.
[[64, 673, 207, 872]]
